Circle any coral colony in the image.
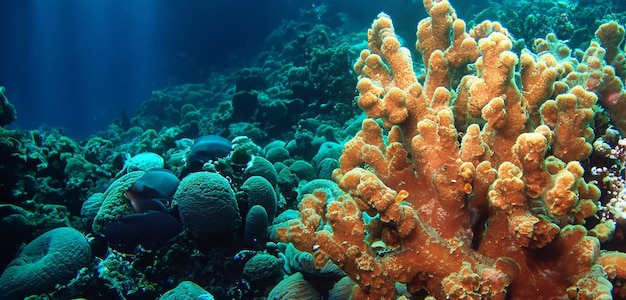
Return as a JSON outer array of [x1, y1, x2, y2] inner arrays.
[[2, 0, 626, 299], [277, 0, 626, 299]]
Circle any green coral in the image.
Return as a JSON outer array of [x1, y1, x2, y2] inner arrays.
[[92, 171, 144, 235], [97, 251, 157, 298]]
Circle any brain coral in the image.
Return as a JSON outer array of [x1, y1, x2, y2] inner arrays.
[[0, 227, 92, 300], [243, 156, 278, 186], [92, 171, 145, 235], [173, 172, 241, 236], [242, 252, 283, 282], [161, 281, 215, 300], [288, 160, 316, 182], [267, 272, 320, 300], [241, 175, 277, 221]]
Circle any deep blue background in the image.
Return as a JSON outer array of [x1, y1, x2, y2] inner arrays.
[[0, 0, 433, 139]]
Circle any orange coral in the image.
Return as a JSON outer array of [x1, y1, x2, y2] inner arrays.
[[277, 0, 626, 298]]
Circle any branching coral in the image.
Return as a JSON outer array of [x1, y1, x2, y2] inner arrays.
[[277, 0, 626, 298]]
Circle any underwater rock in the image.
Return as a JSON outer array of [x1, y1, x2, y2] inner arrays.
[[125, 168, 180, 213], [0, 87, 17, 127], [235, 67, 266, 92], [0, 227, 91, 300], [183, 135, 232, 175], [104, 210, 183, 253], [230, 91, 259, 122]]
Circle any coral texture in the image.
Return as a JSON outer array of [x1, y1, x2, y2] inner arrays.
[[277, 0, 626, 298], [92, 171, 145, 235], [173, 171, 241, 236], [160, 281, 215, 300], [0, 227, 92, 300]]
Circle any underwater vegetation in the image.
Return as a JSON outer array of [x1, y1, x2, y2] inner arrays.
[[1, 0, 626, 299]]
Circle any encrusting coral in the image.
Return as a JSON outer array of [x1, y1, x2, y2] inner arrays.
[[277, 0, 626, 298]]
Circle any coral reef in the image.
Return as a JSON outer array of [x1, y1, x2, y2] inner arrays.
[[2, 0, 626, 299], [277, 0, 626, 298], [471, 0, 626, 50]]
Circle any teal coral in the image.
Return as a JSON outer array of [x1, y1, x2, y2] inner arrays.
[[173, 172, 241, 236], [242, 252, 283, 282], [241, 175, 277, 221], [0, 227, 91, 300], [161, 281, 215, 300]]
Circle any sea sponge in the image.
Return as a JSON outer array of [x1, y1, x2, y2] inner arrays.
[[0, 86, 17, 127], [0, 227, 92, 300], [241, 175, 277, 221], [173, 172, 241, 236]]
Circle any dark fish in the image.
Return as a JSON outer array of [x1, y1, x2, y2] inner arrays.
[[182, 135, 232, 176], [187, 135, 232, 165], [126, 168, 180, 213], [104, 211, 183, 253]]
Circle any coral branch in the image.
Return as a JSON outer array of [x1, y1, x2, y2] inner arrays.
[[278, 0, 625, 298]]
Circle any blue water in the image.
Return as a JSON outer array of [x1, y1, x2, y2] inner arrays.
[[0, 0, 304, 138], [3, 0, 602, 139], [0, 0, 442, 139]]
